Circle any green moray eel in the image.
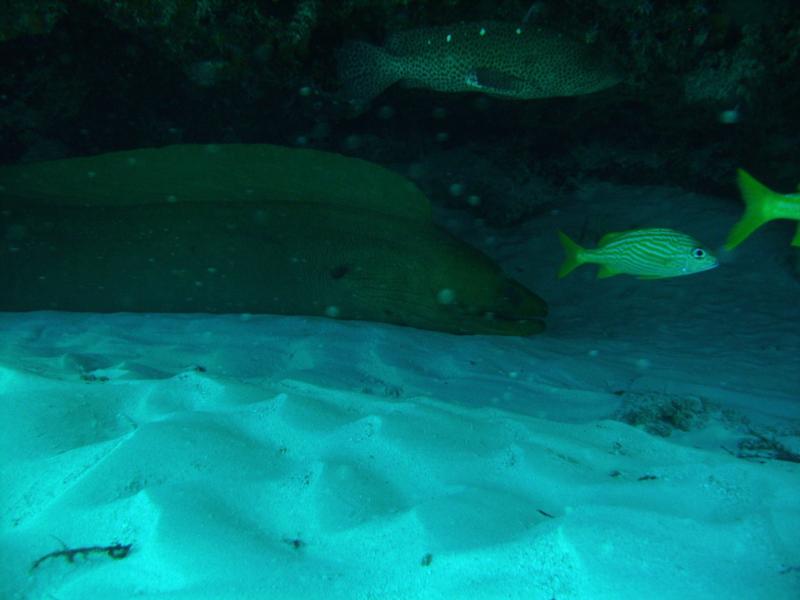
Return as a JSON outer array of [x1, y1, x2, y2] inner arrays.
[[0, 144, 546, 335]]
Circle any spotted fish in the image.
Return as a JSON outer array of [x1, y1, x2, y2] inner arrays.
[[336, 21, 622, 104], [558, 228, 718, 279]]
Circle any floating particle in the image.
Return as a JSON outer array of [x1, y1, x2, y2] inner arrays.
[[436, 288, 456, 304], [343, 135, 362, 150], [448, 183, 464, 197], [718, 108, 740, 124], [377, 105, 396, 119]]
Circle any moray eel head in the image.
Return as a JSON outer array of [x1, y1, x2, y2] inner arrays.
[[424, 238, 547, 336], [343, 229, 547, 336], [438, 274, 548, 336]]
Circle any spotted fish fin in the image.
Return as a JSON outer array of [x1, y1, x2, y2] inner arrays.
[[467, 68, 526, 93], [597, 265, 619, 279]]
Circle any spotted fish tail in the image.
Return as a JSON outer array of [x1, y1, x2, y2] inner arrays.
[[336, 41, 400, 105]]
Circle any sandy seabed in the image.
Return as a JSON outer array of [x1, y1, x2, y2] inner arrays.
[[1, 183, 798, 599]]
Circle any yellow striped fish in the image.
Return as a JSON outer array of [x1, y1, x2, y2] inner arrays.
[[558, 228, 718, 279]]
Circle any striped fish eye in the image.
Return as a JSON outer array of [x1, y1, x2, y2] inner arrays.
[[691, 248, 706, 259]]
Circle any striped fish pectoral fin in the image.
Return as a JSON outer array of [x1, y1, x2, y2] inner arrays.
[[466, 68, 526, 94], [596, 265, 619, 279]]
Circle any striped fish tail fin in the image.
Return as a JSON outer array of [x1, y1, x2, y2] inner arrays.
[[557, 231, 585, 278], [725, 169, 781, 250]]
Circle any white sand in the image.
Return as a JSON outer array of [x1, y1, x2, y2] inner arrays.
[[1, 183, 798, 599]]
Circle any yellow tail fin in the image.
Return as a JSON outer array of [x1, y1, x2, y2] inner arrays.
[[725, 169, 781, 250], [557, 231, 584, 278]]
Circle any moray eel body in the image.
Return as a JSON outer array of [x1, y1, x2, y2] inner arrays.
[[0, 144, 546, 335]]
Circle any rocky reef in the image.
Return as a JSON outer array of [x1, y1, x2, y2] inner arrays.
[[0, 0, 797, 225]]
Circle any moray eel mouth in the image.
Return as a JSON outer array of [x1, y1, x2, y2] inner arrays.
[[449, 309, 546, 336], [416, 276, 547, 336], [481, 280, 547, 335], [472, 312, 546, 336]]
